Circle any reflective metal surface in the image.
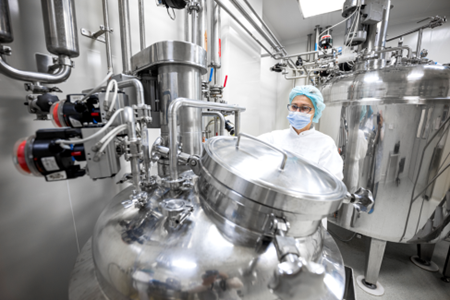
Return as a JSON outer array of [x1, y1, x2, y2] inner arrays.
[[131, 40, 207, 74], [319, 64, 450, 243], [0, 0, 13, 43], [41, 0, 79, 57], [199, 135, 347, 214], [69, 185, 346, 300]]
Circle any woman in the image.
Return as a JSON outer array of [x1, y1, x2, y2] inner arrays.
[[259, 85, 343, 180]]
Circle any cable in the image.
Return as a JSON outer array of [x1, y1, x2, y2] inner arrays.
[[94, 124, 127, 151], [327, 226, 357, 242], [104, 79, 118, 112], [81, 71, 113, 102], [56, 108, 124, 145], [97, 127, 123, 154]]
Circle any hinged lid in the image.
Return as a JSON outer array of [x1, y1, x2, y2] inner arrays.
[[199, 133, 347, 215]]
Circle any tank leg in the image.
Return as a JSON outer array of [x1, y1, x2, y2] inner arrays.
[[356, 237, 386, 296], [441, 244, 450, 283], [410, 243, 439, 272]]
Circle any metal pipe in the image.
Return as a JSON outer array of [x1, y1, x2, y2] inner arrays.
[[227, 0, 297, 69], [191, 0, 202, 46], [99, 78, 145, 106], [138, 0, 146, 50], [168, 98, 245, 179], [386, 15, 447, 42], [41, 0, 79, 58], [416, 28, 423, 57], [123, 106, 141, 191], [118, 0, 132, 74], [306, 34, 312, 61], [210, 3, 221, 68], [282, 50, 320, 60], [214, 0, 276, 59], [374, 46, 412, 59], [0, 54, 71, 83], [102, 0, 113, 73], [0, 0, 13, 43], [203, 111, 224, 135]]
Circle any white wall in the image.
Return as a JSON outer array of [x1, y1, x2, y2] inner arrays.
[[0, 1, 181, 299], [221, 0, 279, 136]]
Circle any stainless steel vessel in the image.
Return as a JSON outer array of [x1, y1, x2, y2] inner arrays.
[[0, 0, 13, 43], [41, 0, 79, 57], [319, 64, 450, 292], [70, 133, 349, 300]]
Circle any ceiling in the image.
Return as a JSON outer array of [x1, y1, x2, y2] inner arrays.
[[262, 0, 450, 45]]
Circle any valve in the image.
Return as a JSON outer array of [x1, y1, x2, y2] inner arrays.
[[50, 94, 102, 128], [160, 199, 194, 230], [12, 128, 86, 181]]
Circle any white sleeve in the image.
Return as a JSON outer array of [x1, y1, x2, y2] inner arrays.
[[319, 143, 344, 180]]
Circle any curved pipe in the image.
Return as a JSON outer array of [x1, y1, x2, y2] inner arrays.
[[374, 46, 412, 59], [97, 78, 145, 106], [168, 98, 246, 180], [0, 55, 71, 83], [202, 111, 225, 136]]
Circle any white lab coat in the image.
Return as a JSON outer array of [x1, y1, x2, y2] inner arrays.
[[258, 126, 344, 180], [258, 126, 344, 230]]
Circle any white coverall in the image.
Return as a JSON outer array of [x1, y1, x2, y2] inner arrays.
[[258, 126, 344, 180], [259, 126, 344, 230]]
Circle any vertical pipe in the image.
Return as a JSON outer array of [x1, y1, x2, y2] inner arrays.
[[314, 25, 321, 51], [211, 3, 221, 69], [118, 0, 132, 74], [0, 0, 13, 43], [199, 0, 208, 50], [102, 0, 113, 73], [234, 110, 241, 135], [306, 34, 312, 61], [206, 0, 214, 67], [123, 107, 141, 192], [138, 0, 146, 51], [416, 28, 423, 57]]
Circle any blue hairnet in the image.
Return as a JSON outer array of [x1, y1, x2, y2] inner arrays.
[[289, 85, 326, 123]]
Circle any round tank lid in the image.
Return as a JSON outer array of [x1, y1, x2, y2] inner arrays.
[[200, 134, 347, 214], [131, 40, 207, 74]]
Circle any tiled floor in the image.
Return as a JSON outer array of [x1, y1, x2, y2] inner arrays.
[[328, 223, 450, 300]]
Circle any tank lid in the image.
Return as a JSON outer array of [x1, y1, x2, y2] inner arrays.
[[131, 40, 207, 74], [199, 134, 347, 215]]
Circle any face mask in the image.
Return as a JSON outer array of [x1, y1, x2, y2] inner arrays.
[[287, 111, 312, 130]]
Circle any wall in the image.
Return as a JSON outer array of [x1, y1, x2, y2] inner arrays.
[[0, 1, 181, 299], [221, 0, 279, 137]]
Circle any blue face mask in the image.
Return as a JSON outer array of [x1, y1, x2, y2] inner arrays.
[[287, 111, 312, 130]]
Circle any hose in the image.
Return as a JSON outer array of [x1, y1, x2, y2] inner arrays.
[[92, 124, 127, 152], [56, 108, 124, 145], [81, 71, 113, 102], [104, 79, 118, 112]]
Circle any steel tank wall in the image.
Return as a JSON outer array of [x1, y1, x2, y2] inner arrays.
[[0, 1, 182, 299], [319, 65, 450, 243]]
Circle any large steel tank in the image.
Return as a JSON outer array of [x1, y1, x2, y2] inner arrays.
[[319, 63, 450, 292], [69, 135, 348, 300]]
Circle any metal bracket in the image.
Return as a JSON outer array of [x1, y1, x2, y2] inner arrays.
[[80, 25, 113, 43], [0, 45, 12, 56]]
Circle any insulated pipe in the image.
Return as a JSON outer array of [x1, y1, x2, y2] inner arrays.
[[416, 28, 423, 57], [138, 0, 146, 50], [168, 98, 245, 180], [0, 55, 71, 83], [102, 0, 113, 73], [118, 0, 132, 74], [202, 111, 224, 135], [0, 0, 13, 43], [192, 0, 203, 47]]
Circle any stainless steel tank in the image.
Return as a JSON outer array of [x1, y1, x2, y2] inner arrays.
[[69, 134, 349, 300], [132, 40, 207, 176], [319, 64, 450, 291], [0, 0, 13, 43], [41, 0, 79, 57], [320, 64, 450, 242]]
